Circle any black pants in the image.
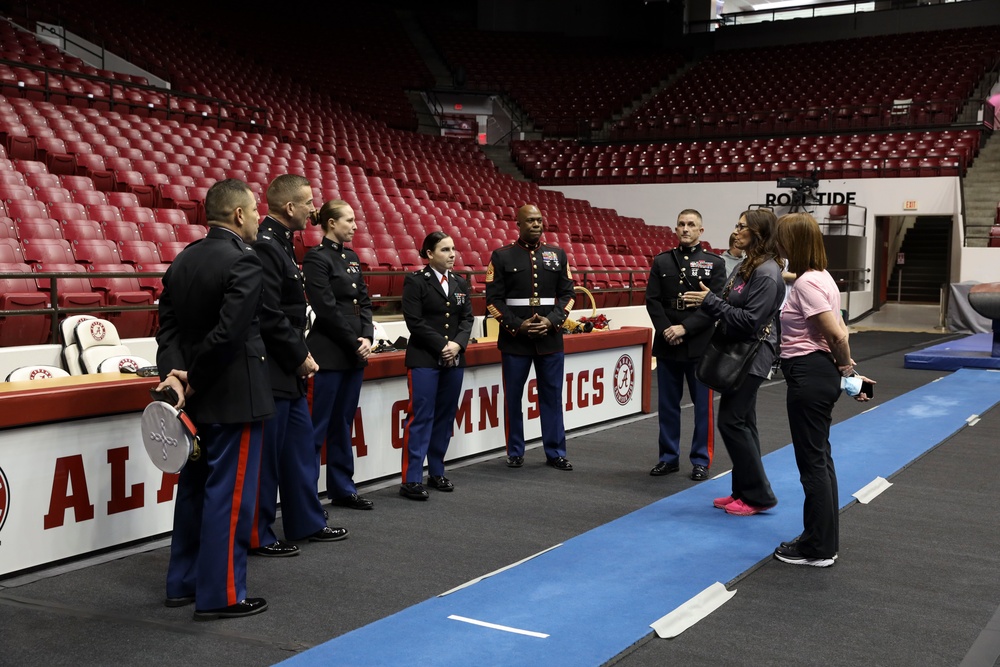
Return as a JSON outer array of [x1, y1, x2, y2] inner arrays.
[[782, 351, 842, 558], [718, 374, 777, 508]]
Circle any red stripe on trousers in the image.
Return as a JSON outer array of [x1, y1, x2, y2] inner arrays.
[[400, 369, 415, 482], [227, 424, 253, 606], [706, 388, 715, 466]]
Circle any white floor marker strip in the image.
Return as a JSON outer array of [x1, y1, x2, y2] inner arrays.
[[853, 476, 893, 504], [650, 582, 736, 639], [711, 469, 732, 480], [966, 414, 980, 426], [448, 615, 549, 638], [438, 544, 563, 596]]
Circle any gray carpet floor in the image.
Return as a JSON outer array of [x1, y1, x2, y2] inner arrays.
[[1, 331, 997, 667]]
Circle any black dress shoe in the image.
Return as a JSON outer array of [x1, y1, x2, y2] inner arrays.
[[309, 526, 349, 542], [691, 465, 710, 481], [193, 597, 268, 621], [545, 456, 573, 471], [399, 482, 429, 500], [506, 455, 524, 468], [330, 493, 374, 510], [650, 461, 680, 476], [427, 476, 454, 492], [164, 595, 195, 608], [250, 541, 299, 557]]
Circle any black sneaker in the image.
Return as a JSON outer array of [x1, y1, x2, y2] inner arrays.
[[773, 543, 835, 568], [779, 536, 838, 560]]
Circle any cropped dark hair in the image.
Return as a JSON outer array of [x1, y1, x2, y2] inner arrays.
[[677, 208, 702, 223], [266, 174, 310, 209], [421, 231, 451, 260], [205, 179, 252, 224]]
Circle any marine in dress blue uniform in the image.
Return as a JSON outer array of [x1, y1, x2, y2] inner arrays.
[[303, 201, 375, 509], [645, 209, 727, 480], [485, 205, 576, 471], [154, 179, 271, 620], [251, 175, 348, 555], [399, 232, 475, 500]]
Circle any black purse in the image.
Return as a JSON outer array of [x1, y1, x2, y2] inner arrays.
[[696, 275, 775, 394]]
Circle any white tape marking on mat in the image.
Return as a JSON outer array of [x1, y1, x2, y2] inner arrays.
[[861, 404, 881, 414], [966, 414, 980, 426], [853, 476, 893, 504], [448, 615, 549, 638], [438, 545, 563, 596], [711, 469, 732, 480], [650, 582, 736, 639]]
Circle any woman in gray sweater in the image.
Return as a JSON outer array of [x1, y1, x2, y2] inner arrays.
[[683, 209, 785, 516]]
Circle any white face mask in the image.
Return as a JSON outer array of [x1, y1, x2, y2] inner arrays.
[[841, 375, 862, 397]]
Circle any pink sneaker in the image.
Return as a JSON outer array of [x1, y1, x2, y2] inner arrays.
[[725, 499, 774, 516], [713, 495, 735, 509]]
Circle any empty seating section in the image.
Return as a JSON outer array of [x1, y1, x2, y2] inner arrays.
[[617, 27, 1000, 141], [1, 6, 997, 347], [422, 16, 684, 136], [513, 129, 981, 185]]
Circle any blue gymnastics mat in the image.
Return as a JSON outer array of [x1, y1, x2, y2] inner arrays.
[[904, 333, 1000, 370], [280, 369, 1000, 667]]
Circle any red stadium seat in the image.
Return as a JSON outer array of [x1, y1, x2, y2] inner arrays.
[[121, 207, 157, 225], [86, 204, 124, 223], [138, 222, 177, 244], [118, 240, 161, 265], [16, 217, 62, 239], [61, 220, 105, 241], [72, 238, 122, 264], [6, 200, 49, 221], [0, 261, 51, 345], [0, 238, 26, 263], [87, 263, 155, 338], [173, 224, 207, 243], [72, 190, 109, 207], [152, 208, 189, 225], [157, 241, 189, 262], [32, 262, 104, 311], [101, 221, 142, 243], [46, 202, 89, 222], [20, 237, 75, 264]]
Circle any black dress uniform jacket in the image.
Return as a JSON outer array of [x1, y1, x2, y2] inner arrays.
[[254, 216, 310, 399], [302, 237, 374, 370], [646, 242, 727, 361], [402, 267, 474, 368], [156, 226, 274, 424], [484, 239, 576, 356]]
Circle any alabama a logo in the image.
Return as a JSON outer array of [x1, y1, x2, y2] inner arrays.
[[613, 354, 635, 406], [89, 320, 107, 341], [0, 466, 9, 535]]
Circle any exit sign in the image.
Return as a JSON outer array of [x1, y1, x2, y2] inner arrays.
[[903, 200, 918, 210]]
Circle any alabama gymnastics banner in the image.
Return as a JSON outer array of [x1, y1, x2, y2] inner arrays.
[[0, 345, 644, 577]]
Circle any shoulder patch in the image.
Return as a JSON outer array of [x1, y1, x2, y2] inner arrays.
[[485, 261, 495, 283]]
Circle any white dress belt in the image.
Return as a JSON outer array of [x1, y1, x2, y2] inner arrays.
[[506, 298, 556, 306]]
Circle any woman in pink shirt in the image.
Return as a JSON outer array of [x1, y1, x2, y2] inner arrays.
[[773, 213, 873, 568]]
